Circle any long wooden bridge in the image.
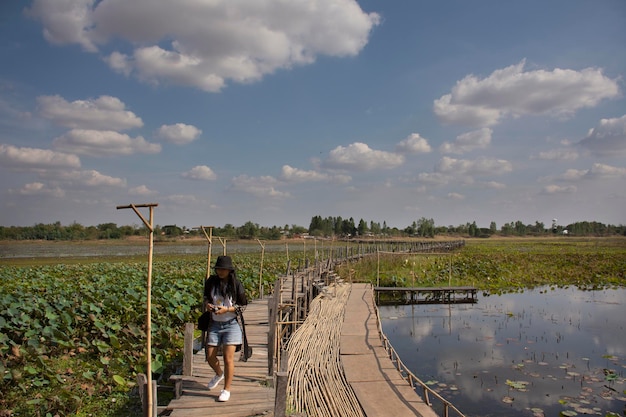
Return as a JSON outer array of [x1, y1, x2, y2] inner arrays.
[[160, 240, 467, 417]]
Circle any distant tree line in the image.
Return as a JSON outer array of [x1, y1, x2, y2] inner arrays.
[[0, 221, 308, 241], [308, 216, 625, 238], [0, 222, 141, 240], [0, 217, 623, 241]]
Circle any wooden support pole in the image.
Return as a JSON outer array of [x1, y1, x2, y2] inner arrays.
[[183, 323, 194, 376], [200, 226, 214, 279], [198, 225, 214, 350], [256, 238, 265, 299], [137, 373, 157, 417], [274, 371, 288, 417], [448, 252, 452, 288], [274, 348, 290, 416], [117, 203, 157, 417], [137, 373, 147, 414], [217, 237, 227, 255], [279, 349, 289, 372], [268, 288, 281, 376]]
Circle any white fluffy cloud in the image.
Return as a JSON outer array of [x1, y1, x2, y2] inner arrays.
[[25, 0, 98, 52], [155, 123, 202, 145], [53, 169, 126, 187], [13, 182, 65, 197], [542, 163, 626, 183], [395, 133, 432, 154], [53, 129, 161, 156], [434, 60, 620, 127], [0, 144, 81, 169], [542, 184, 577, 194], [415, 156, 512, 187], [129, 185, 157, 196], [577, 114, 626, 157], [554, 169, 588, 181], [588, 163, 626, 179], [322, 142, 405, 171], [440, 128, 492, 154], [447, 192, 465, 200], [37, 95, 143, 130], [181, 165, 217, 181], [279, 165, 351, 184], [280, 165, 329, 182], [435, 156, 513, 176], [27, 0, 380, 92], [231, 174, 289, 198]]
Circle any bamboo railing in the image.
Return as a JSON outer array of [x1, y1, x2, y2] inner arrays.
[[372, 288, 467, 417]]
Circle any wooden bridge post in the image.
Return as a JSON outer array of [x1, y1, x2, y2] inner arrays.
[[274, 344, 290, 416], [268, 293, 278, 376], [183, 323, 194, 376], [274, 371, 288, 417], [137, 373, 157, 417]]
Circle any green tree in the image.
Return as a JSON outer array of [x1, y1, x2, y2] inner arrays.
[[341, 218, 356, 237], [238, 221, 259, 239], [357, 219, 368, 236], [416, 217, 435, 237], [219, 224, 237, 237], [369, 221, 381, 235], [97, 223, 120, 239], [501, 222, 513, 235], [468, 221, 478, 237]]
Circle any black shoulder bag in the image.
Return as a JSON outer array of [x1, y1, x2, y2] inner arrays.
[[238, 311, 253, 362]]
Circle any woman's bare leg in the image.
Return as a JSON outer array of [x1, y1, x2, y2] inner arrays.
[[206, 346, 222, 376], [222, 345, 236, 390]]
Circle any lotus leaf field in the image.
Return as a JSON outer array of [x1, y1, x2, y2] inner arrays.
[[1, 237, 625, 416], [0, 252, 295, 416]]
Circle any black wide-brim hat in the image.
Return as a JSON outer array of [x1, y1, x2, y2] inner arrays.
[[214, 255, 235, 270]]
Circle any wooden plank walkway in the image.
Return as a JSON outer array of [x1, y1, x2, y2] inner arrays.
[[342, 283, 438, 417], [163, 283, 442, 417], [163, 299, 275, 417]]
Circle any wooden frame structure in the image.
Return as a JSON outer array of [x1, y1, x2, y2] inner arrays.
[[116, 203, 158, 417]]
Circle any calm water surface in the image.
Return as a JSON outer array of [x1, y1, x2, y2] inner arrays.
[[379, 287, 626, 417]]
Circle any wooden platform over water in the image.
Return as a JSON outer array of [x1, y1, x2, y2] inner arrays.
[[374, 286, 477, 305], [342, 284, 438, 417]]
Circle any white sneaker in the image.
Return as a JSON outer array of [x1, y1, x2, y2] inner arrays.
[[207, 373, 224, 390], [218, 389, 230, 402]]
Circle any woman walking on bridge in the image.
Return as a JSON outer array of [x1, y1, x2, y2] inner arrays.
[[203, 255, 248, 402]]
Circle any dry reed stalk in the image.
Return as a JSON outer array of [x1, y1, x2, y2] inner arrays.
[[286, 284, 365, 417]]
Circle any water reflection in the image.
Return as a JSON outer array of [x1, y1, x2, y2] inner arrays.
[[379, 287, 626, 417]]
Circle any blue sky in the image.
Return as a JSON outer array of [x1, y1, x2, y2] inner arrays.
[[1, 0, 625, 230]]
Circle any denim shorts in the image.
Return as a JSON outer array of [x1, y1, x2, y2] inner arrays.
[[207, 318, 242, 346]]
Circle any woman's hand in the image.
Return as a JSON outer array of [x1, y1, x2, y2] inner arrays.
[[208, 304, 233, 314]]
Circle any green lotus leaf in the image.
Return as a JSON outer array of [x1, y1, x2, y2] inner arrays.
[[113, 374, 127, 386], [108, 334, 121, 348]]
